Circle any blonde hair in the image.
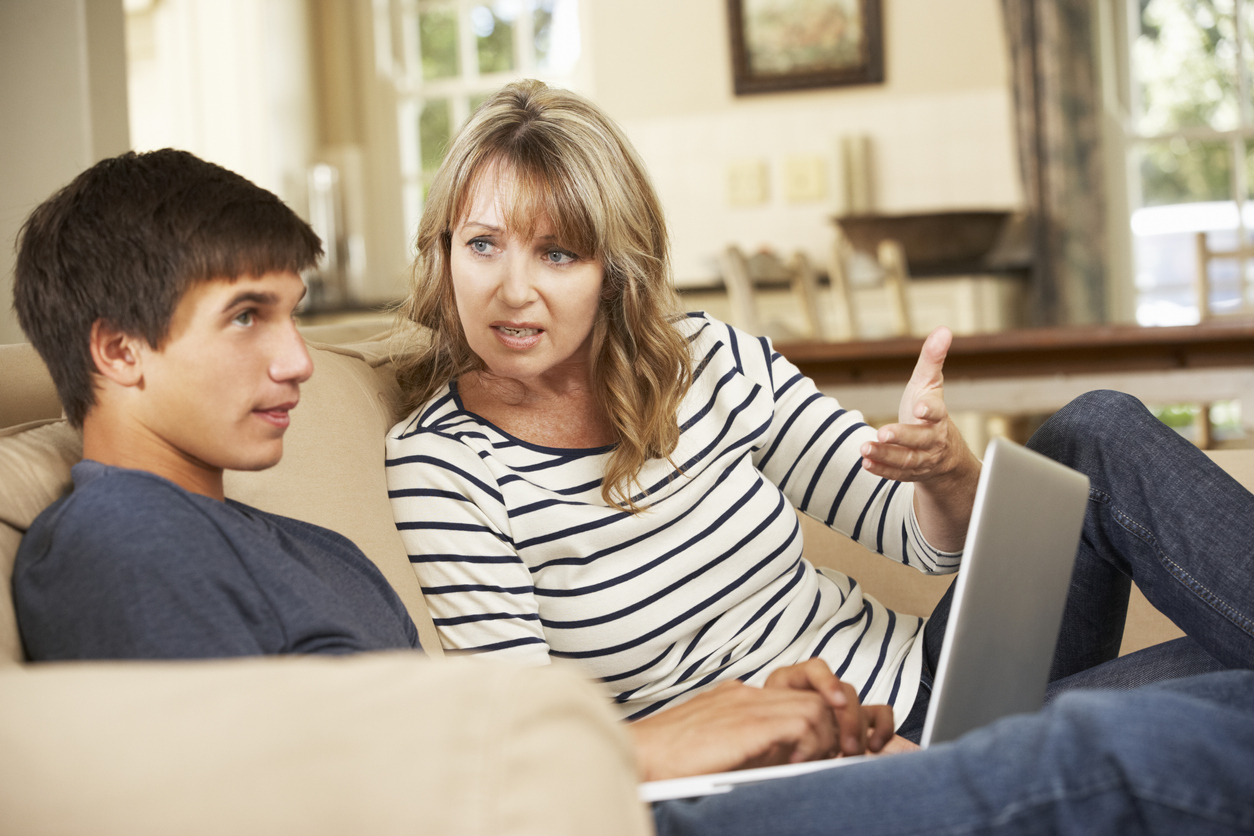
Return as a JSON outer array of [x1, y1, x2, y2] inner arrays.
[[395, 80, 692, 511]]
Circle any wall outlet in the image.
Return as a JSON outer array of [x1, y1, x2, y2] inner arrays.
[[727, 159, 769, 206], [784, 154, 827, 203]]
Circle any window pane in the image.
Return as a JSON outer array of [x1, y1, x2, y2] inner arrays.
[[1140, 137, 1232, 206], [1134, 0, 1241, 133], [535, 0, 580, 73], [473, 3, 516, 74], [1244, 0, 1254, 122], [419, 6, 459, 80], [1132, 138, 1239, 325], [1131, 196, 1254, 324], [420, 98, 452, 172], [1197, 225, 1253, 314]]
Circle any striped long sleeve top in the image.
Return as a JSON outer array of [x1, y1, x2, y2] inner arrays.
[[386, 314, 961, 725]]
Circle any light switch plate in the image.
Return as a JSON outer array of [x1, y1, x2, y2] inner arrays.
[[784, 154, 827, 203], [727, 160, 769, 206]]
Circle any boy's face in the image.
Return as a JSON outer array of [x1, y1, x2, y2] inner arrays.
[[132, 271, 313, 481]]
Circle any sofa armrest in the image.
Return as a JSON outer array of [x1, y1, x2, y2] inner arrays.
[[0, 653, 651, 836]]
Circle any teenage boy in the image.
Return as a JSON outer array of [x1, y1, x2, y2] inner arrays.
[[12, 148, 420, 660]]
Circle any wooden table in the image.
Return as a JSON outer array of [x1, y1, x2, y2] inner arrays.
[[776, 320, 1254, 437]]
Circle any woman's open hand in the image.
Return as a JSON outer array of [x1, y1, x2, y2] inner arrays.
[[858, 326, 981, 552], [859, 327, 971, 484]]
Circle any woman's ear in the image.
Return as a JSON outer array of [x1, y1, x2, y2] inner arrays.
[[88, 319, 146, 387]]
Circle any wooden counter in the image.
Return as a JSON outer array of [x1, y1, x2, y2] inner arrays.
[[776, 320, 1254, 386], [775, 321, 1254, 438]]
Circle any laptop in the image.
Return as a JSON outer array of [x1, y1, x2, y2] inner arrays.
[[640, 436, 1091, 802]]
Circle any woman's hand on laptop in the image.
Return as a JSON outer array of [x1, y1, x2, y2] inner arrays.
[[763, 658, 895, 756], [629, 660, 894, 782], [629, 678, 839, 781]]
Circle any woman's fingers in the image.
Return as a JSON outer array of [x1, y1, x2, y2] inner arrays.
[[864, 705, 897, 752], [764, 659, 899, 758], [876, 421, 947, 451], [630, 680, 842, 780], [764, 657, 848, 707], [861, 424, 953, 476], [898, 327, 952, 425]]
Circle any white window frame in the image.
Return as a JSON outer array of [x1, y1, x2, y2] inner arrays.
[[373, 0, 591, 254], [1100, 0, 1254, 324]]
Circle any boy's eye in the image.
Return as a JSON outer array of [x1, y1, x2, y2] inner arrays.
[[233, 310, 255, 327]]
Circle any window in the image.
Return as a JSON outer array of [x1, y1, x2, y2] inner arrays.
[[376, 0, 586, 251], [1120, 0, 1254, 324]]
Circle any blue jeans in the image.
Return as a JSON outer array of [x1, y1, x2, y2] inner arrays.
[[896, 390, 1252, 742], [654, 392, 1254, 834], [653, 670, 1254, 835]]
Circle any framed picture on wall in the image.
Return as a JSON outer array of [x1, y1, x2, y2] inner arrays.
[[727, 0, 884, 94]]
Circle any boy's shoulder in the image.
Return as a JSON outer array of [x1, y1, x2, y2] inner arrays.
[[12, 462, 270, 660], [22, 461, 217, 555], [20, 460, 347, 567], [14, 461, 256, 609], [14, 460, 421, 661]]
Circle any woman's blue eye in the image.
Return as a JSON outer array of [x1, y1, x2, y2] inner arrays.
[[547, 249, 575, 264], [470, 239, 491, 254]]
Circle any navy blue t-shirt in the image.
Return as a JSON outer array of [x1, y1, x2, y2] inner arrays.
[[14, 461, 422, 660]]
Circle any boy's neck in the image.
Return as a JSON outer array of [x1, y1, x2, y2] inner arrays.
[[82, 417, 226, 501]]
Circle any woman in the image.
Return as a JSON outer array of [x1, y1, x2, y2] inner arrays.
[[387, 80, 1247, 779]]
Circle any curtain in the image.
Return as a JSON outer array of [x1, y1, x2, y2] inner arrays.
[[1002, 0, 1108, 326]]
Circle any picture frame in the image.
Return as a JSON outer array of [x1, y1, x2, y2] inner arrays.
[[727, 0, 884, 95]]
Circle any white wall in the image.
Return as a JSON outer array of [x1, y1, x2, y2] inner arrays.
[[125, 0, 410, 305], [0, 0, 1024, 336], [125, 0, 317, 218], [587, 0, 1024, 284], [0, 0, 130, 345]]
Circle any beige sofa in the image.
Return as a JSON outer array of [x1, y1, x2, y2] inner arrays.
[[1, 327, 1246, 833], [0, 335, 651, 836]]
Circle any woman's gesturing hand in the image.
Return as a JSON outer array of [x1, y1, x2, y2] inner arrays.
[[629, 659, 895, 782], [859, 326, 972, 484], [858, 326, 981, 552]]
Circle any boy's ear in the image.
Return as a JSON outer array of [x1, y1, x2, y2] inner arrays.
[[89, 320, 147, 387]]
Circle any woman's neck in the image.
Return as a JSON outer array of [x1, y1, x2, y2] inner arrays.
[[457, 371, 614, 449]]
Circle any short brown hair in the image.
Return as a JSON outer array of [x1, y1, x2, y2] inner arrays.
[[14, 149, 322, 427]]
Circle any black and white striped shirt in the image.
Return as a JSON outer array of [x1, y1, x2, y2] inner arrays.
[[387, 314, 960, 724]]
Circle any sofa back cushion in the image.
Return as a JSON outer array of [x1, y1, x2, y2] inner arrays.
[[222, 339, 442, 654], [0, 344, 63, 428], [0, 420, 82, 665]]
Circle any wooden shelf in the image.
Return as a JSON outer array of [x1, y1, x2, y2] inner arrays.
[[777, 320, 1254, 386]]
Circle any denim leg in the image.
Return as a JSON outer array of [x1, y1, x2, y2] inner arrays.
[[1026, 390, 1254, 676], [1044, 637, 1226, 703], [895, 582, 953, 743], [651, 671, 1254, 836]]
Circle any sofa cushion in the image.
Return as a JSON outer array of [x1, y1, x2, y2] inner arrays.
[[0, 420, 82, 665], [0, 653, 649, 836], [224, 339, 442, 654]]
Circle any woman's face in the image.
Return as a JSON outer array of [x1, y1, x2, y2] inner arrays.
[[449, 165, 604, 393]]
